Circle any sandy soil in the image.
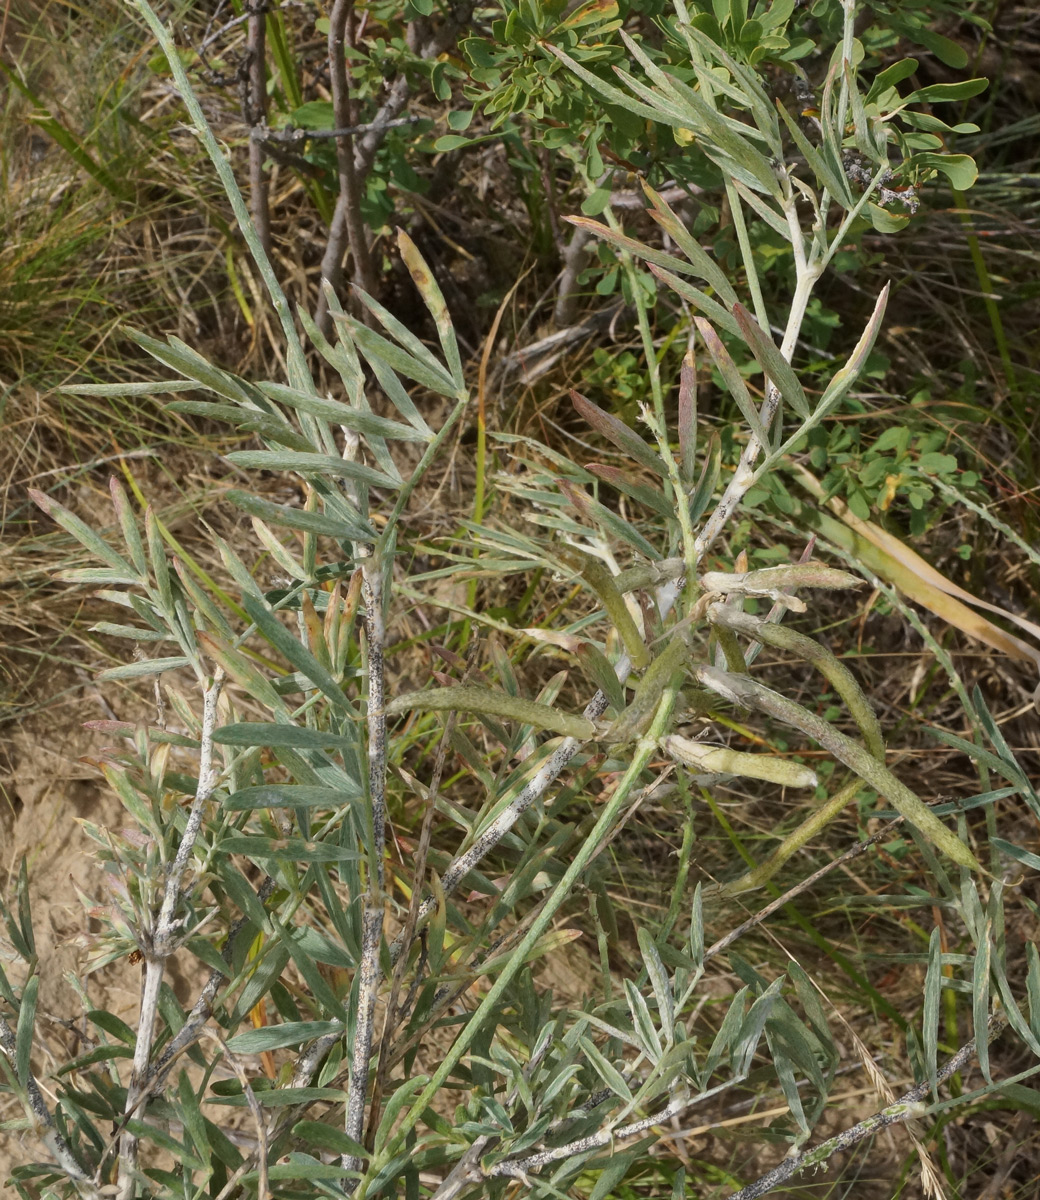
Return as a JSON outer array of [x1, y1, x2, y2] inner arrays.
[[0, 672, 143, 1180]]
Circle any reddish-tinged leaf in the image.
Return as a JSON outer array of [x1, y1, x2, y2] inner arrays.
[[586, 464, 671, 517], [695, 317, 768, 446], [678, 348, 698, 483], [732, 304, 810, 418], [570, 391, 664, 476]]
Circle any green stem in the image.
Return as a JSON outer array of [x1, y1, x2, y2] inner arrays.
[[362, 681, 682, 1190], [722, 776, 861, 895]]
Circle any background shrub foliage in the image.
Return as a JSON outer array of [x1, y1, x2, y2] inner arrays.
[[3, 1, 1040, 1198]]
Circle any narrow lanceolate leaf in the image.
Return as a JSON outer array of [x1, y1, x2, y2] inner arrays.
[[775, 101, 854, 207], [96, 657, 192, 682], [225, 784, 359, 809], [226, 451, 399, 491], [923, 927, 942, 1097], [730, 178, 789, 236], [732, 304, 810, 418], [58, 567, 140, 585], [29, 490, 139, 577], [126, 328, 259, 406], [693, 667, 981, 871], [695, 318, 768, 447], [351, 282, 454, 387], [90, 622, 167, 642], [565, 216, 726, 293], [228, 1020, 344, 1056], [637, 928, 676, 1047], [340, 310, 457, 397], [294, 1121, 369, 1161], [580, 1035, 633, 1101], [109, 478, 147, 577], [642, 182, 738, 305], [385, 686, 596, 741], [220, 836, 362, 864], [213, 723, 353, 750], [14, 976, 39, 1087], [235, 588, 354, 719], [197, 632, 286, 713], [549, 43, 687, 129], [817, 285, 890, 412], [681, 25, 780, 144], [556, 479, 660, 560], [61, 380, 195, 397], [678, 347, 698, 484], [570, 391, 664, 476], [1027, 944, 1040, 1043], [166, 400, 314, 450], [645, 263, 743, 337], [225, 490, 374, 542], [398, 228, 464, 390], [575, 643, 628, 715], [586, 464, 672, 518], [624, 977, 663, 1061], [256, 384, 431, 442], [617, 46, 781, 200]]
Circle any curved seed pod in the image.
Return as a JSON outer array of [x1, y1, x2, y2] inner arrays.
[[722, 775, 862, 895], [708, 604, 884, 761], [606, 636, 688, 744], [693, 666, 980, 872], [555, 546, 650, 670], [385, 687, 596, 741], [663, 734, 818, 789]]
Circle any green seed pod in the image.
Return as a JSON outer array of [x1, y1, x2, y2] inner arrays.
[[385, 686, 596, 741], [555, 545, 650, 670], [605, 636, 688, 744], [663, 734, 818, 789]]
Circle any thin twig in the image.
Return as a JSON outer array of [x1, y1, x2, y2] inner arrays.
[[244, 0, 271, 257], [703, 817, 907, 963], [0, 1011, 98, 1195], [313, 3, 474, 333], [89, 885, 269, 1180], [367, 649, 470, 1147], [316, 0, 376, 340], [387, 686, 613, 964], [253, 116, 422, 142], [726, 1014, 1009, 1200], [342, 564, 387, 1184], [489, 1083, 733, 1179], [350, 4, 472, 180], [143, 875, 278, 1096], [693, 152, 823, 569], [116, 671, 225, 1200]]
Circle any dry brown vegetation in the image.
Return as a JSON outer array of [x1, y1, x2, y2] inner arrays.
[[2, 2, 1040, 1198]]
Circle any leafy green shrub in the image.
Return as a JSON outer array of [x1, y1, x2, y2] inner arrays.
[[5, 4, 1040, 1200]]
